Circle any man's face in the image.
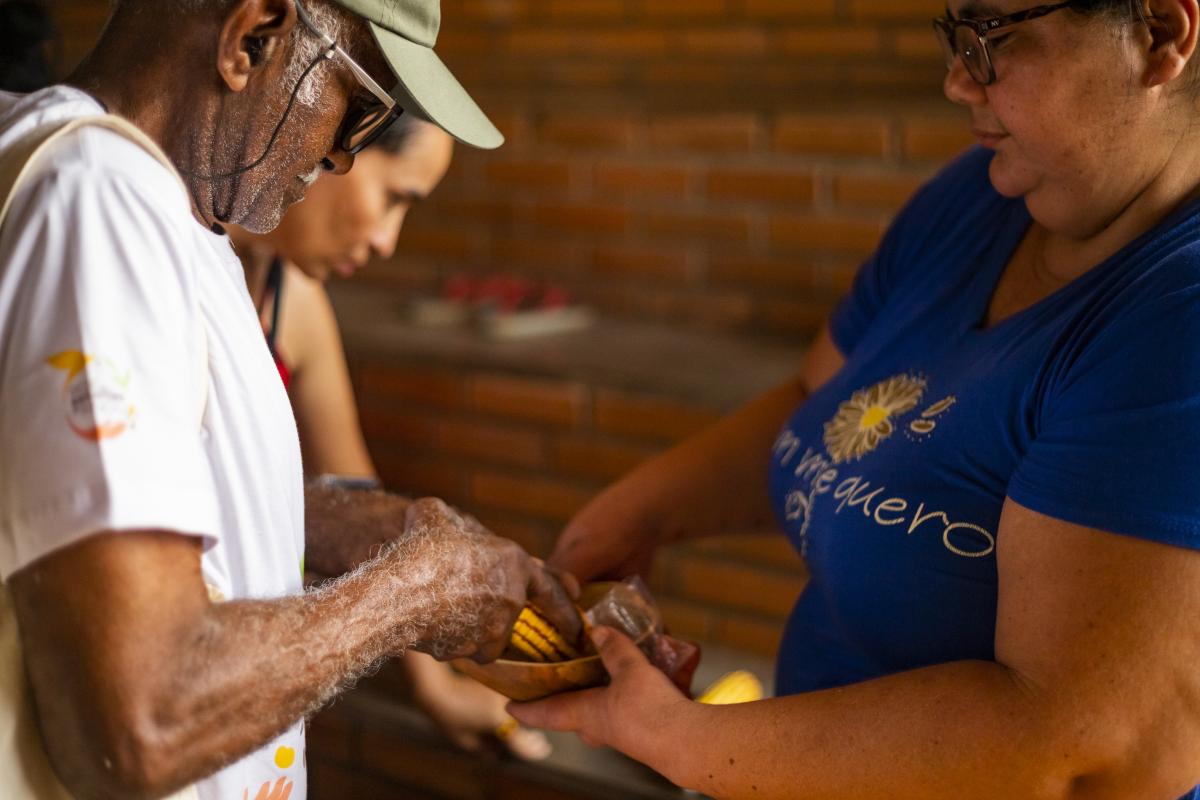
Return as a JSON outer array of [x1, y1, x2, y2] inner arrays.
[[204, 9, 394, 234]]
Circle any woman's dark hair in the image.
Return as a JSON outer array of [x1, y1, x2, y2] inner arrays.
[[0, 0, 57, 93], [372, 113, 426, 156]]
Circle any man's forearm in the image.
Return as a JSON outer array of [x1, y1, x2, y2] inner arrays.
[[26, 546, 423, 799], [148, 560, 421, 792], [304, 483, 410, 576]]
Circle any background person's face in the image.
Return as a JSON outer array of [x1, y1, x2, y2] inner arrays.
[[266, 123, 455, 280]]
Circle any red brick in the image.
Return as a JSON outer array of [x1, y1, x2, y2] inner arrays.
[[356, 364, 467, 411], [709, 254, 822, 290], [594, 245, 695, 283], [394, 227, 483, 262], [358, 727, 484, 795], [456, 0, 531, 22], [552, 435, 658, 482], [706, 166, 815, 204], [470, 374, 589, 427], [357, 404, 441, 451], [469, 471, 594, 522], [849, 0, 936, 21], [650, 114, 761, 153], [493, 238, 587, 274], [484, 159, 573, 190], [643, 0, 727, 16], [593, 389, 721, 442], [780, 26, 886, 58], [657, 597, 715, 642], [774, 113, 891, 157], [546, 0, 627, 18], [476, 513, 554, 558], [770, 213, 885, 254], [438, 418, 548, 469], [893, 26, 944, 60], [593, 162, 692, 196], [691, 534, 808, 573], [676, 556, 807, 617], [536, 202, 631, 235], [680, 28, 769, 56], [712, 612, 787, 658], [745, 0, 837, 18], [645, 209, 751, 243], [758, 297, 836, 336], [901, 116, 975, 161], [833, 170, 930, 210], [372, 451, 466, 502], [541, 114, 637, 149]]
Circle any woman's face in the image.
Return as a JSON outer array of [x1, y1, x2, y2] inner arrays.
[[943, 1, 1187, 237], [267, 122, 454, 281]]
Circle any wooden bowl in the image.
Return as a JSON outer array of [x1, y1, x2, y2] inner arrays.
[[452, 583, 635, 702]]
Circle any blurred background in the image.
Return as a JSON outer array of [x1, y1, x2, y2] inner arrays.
[[36, 2, 972, 796]]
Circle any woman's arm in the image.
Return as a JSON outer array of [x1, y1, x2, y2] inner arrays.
[[550, 325, 844, 583], [281, 265, 377, 478], [517, 499, 1200, 800]]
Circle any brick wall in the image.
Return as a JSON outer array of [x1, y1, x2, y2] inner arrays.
[[44, 0, 978, 657], [352, 355, 807, 658], [48, 0, 975, 339]]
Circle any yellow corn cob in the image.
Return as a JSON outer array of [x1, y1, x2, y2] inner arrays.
[[696, 670, 764, 705], [507, 606, 582, 663]]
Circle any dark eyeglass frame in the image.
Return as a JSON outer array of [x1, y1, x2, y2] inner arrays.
[[293, 0, 404, 154], [932, 1, 1073, 86]]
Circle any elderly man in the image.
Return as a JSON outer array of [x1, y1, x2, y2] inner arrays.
[[0, 1, 577, 798]]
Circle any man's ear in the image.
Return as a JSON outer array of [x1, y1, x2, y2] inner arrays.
[[1143, 0, 1199, 88], [216, 0, 297, 93]]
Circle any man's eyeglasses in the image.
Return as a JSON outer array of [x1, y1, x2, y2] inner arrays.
[[932, 1, 1073, 86], [294, 0, 403, 154]]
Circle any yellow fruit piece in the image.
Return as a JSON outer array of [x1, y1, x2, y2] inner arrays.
[[696, 670, 764, 706], [508, 606, 582, 663]]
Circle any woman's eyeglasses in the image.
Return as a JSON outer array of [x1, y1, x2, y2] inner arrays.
[[294, 0, 404, 154], [932, 1, 1072, 86]]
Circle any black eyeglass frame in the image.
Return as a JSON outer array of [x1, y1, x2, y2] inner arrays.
[[932, 1, 1074, 85], [293, 0, 405, 154]]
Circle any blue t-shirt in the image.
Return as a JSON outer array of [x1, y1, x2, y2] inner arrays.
[[768, 147, 1200, 799]]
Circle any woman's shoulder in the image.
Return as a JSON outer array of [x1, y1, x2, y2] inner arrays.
[[278, 263, 339, 372]]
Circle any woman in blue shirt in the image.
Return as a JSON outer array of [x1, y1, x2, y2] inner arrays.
[[511, 1, 1200, 798]]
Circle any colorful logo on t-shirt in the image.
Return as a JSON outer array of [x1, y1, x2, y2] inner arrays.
[[823, 374, 926, 463], [46, 350, 137, 441], [776, 372, 991, 559], [244, 776, 293, 800]]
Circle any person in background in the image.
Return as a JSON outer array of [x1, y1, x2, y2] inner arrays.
[[0, 1, 56, 93], [228, 114, 552, 761], [512, 1, 1200, 799]]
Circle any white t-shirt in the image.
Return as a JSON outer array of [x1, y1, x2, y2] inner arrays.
[[0, 87, 308, 800]]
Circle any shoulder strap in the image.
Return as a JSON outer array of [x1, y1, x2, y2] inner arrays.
[[0, 114, 208, 428], [0, 114, 183, 225]]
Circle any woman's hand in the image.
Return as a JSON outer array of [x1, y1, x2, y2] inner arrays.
[[507, 627, 696, 762], [548, 482, 662, 584], [408, 654, 552, 761]]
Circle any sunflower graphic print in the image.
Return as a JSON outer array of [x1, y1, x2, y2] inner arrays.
[[823, 374, 926, 464]]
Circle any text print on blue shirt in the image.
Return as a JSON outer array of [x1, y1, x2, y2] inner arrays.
[[773, 372, 991, 560]]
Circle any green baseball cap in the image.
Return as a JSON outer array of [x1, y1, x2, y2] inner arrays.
[[331, 0, 503, 150]]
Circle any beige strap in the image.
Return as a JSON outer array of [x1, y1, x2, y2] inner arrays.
[[0, 115, 201, 800], [0, 114, 209, 428], [0, 114, 183, 227]]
